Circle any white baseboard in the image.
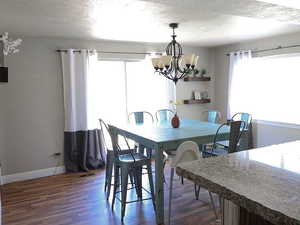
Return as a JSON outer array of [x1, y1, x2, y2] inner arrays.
[[1, 166, 66, 184]]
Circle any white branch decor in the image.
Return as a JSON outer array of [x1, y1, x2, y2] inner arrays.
[[0, 32, 22, 56]]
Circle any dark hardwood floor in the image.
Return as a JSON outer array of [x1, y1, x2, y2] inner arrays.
[[2, 165, 219, 225]]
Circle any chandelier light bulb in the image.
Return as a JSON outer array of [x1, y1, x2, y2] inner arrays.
[[192, 55, 199, 66], [184, 54, 195, 66], [161, 55, 172, 67], [158, 59, 164, 69], [151, 58, 160, 69]]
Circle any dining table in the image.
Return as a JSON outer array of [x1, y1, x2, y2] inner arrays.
[[108, 118, 250, 224]]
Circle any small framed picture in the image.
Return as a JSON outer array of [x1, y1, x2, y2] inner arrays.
[[194, 91, 201, 100]]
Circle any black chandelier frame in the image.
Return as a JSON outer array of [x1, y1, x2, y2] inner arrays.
[[154, 23, 197, 84]]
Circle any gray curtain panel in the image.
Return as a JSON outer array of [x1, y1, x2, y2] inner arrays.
[[60, 49, 105, 172], [64, 129, 105, 172]]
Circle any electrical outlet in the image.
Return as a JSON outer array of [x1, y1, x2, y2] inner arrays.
[[53, 152, 62, 157]]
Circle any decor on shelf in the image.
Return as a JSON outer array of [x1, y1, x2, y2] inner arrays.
[[200, 69, 207, 77], [151, 23, 199, 85], [193, 91, 201, 100], [0, 32, 22, 83], [200, 90, 209, 99]]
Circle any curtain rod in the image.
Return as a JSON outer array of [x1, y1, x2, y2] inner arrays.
[[56, 49, 158, 55], [225, 44, 300, 56]]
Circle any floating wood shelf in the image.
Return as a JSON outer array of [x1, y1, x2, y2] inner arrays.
[[183, 76, 211, 81], [183, 99, 211, 104]]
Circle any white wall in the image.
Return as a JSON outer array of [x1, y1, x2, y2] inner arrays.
[[0, 36, 215, 175], [214, 32, 300, 148]]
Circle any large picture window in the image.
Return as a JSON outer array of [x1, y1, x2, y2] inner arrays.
[[230, 53, 300, 125], [88, 58, 173, 125]]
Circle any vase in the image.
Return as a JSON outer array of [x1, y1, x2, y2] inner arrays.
[[171, 113, 180, 128]]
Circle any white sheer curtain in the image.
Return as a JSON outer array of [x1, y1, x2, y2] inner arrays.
[[61, 49, 89, 132], [227, 51, 252, 119], [60, 49, 104, 172]]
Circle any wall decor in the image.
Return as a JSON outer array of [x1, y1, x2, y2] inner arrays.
[[0, 32, 22, 83], [194, 91, 201, 100]]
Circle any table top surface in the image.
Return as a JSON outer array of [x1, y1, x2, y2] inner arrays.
[[177, 141, 300, 225], [108, 118, 230, 143]]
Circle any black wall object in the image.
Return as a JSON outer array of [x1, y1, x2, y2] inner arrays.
[[0, 67, 8, 82]]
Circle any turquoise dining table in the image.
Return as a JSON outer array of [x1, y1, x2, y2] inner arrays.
[[108, 118, 249, 224]]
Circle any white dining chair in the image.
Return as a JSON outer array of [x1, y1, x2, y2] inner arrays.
[[168, 141, 218, 225]]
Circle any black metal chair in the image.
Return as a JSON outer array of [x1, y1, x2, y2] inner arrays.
[[203, 120, 246, 157], [216, 112, 252, 149]]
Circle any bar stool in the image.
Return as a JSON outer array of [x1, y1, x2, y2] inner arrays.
[[109, 129, 156, 221], [99, 119, 136, 199]]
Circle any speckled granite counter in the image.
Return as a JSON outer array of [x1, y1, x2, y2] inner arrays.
[[177, 141, 300, 225]]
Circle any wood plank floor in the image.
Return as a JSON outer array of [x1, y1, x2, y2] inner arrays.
[[2, 165, 220, 225]]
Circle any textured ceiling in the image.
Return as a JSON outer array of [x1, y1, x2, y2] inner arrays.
[[1, 0, 300, 46]]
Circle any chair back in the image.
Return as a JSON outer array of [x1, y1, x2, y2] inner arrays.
[[128, 111, 154, 124], [232, 112, 252, 129], [202, 110, 221, 123], [213, 121, 246, 153], [171, 141, 201, 168], [99, 118, 113, 152], [99, 118, 132, 159], [156, 109, 174, 122], [228, 121, 246, 153]]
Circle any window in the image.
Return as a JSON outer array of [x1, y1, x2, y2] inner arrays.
[[230, 54, 300, 125], [126, 61, 172, 115], [89, 58, 173, 125]]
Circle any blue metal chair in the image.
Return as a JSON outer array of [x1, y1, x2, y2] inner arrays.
[[128, 111, 154, 124], [203, 120, 246, 157], [156, 109, 174, 122], [202, 110, 221, 123], [128, 111, 154, 157], [109, 126, 156, 221], [99, 119, 136, 200]]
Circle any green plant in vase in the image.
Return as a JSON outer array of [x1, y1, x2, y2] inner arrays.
[[200, 69, 207, 77]]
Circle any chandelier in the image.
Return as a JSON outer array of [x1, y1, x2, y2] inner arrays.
[[151, 23, 199, 84]]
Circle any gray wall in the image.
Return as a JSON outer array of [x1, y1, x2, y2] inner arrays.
[[214, 32, 300, 148], [1, 37, 215, 175]]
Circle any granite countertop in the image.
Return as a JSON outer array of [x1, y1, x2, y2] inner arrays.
[[177, 141, 300, 225]]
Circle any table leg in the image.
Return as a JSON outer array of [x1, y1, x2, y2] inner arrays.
[[154, 145, 164, 224]]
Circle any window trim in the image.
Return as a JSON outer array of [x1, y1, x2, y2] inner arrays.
[[254, 119, 300, 129]]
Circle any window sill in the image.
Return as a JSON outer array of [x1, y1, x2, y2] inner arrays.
[[254, 119, 300, 129]]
